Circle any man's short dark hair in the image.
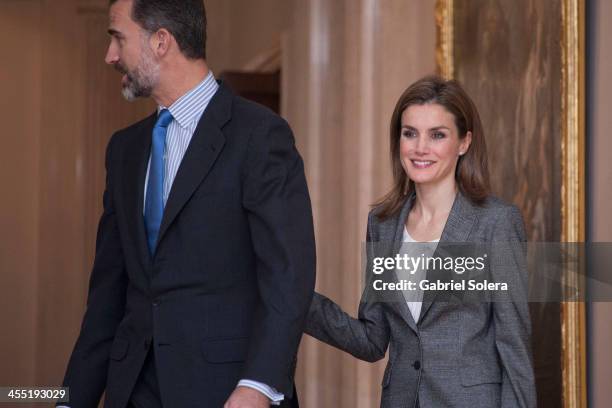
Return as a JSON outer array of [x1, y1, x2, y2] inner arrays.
[[111, 0, 207, 60]]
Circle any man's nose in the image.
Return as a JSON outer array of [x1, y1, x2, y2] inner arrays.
[[105, 44, 119, 65]]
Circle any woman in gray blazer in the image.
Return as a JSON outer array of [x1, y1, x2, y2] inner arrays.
[[305, 76, 536, 408]]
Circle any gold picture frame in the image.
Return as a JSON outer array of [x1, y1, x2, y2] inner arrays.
[[435, 0, 586, 407]]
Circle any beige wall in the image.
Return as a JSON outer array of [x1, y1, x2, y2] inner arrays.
[[206, 0, 293, 74], [282, 1, 436, 406], [588, 0, 612, 407], [0, 0, 42, 387]]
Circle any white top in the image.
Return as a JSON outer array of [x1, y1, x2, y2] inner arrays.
[[401, 227, 439, 323]]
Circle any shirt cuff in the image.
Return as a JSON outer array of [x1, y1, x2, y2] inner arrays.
[[237, 379, 284, 405]]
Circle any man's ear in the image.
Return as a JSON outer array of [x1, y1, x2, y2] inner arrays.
[[151, 28, 172, 57]]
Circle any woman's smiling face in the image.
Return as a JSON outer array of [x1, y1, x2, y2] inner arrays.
[[399, 103, 472, 188]]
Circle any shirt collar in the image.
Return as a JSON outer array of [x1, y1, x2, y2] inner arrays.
[[158, 70, 219, 129]]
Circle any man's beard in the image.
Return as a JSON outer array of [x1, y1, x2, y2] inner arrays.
[[116, 48, 159, 101]]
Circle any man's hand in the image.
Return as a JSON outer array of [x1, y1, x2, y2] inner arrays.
[[224, 386, 270, 408]]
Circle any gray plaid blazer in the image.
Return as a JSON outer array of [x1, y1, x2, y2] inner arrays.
[[305, 192, 536, 408]]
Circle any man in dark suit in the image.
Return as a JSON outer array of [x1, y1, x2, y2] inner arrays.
[[59, 1, 316, 407]]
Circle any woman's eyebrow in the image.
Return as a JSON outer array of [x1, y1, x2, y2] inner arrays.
[[401, 125, 450, 131]]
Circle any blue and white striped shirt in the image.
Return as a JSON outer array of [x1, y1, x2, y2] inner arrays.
[[144, 71, 284, 405], [144, 71, 218, 207]]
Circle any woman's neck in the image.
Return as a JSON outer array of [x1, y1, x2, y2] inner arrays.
[[406, 179, 457, 241], [412, 178, 457, 222]]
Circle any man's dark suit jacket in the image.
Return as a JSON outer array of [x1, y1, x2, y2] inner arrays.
[[61, 82, 316, 407]]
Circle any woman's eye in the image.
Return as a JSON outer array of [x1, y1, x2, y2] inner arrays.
[[402, 130, 416, 138], [432, 132, 445, 139]]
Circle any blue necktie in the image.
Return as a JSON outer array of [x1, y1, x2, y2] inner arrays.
[[145, 109, 173, 254]]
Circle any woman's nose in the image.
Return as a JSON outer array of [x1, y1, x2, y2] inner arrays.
[[414, 135, 429, 154]]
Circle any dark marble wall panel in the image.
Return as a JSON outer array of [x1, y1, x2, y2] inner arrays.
[[453, 1, 563, 407], [455, 0, 562, 242]]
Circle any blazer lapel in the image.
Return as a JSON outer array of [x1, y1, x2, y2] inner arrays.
[[122, 112, 157, 271], [379, 194, 419, 332], [417, 191, 477, 323], [155, 83, 232, 250]]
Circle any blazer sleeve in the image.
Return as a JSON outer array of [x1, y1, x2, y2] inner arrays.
[[60, 133, 128, 407], [490, 205, 537, 408], [304, 215, 390, 363], [240, 115, 316, 396]]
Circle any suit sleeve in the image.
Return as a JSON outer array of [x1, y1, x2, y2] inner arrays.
[[490, 205, 537, 408], [304, 215, 390, 362], [60, 133, 128, 407], [241, 115, 316, 396]]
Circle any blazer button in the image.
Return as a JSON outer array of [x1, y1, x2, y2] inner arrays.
[[152, 299, 161, 307], [413, 360, 421, 370]]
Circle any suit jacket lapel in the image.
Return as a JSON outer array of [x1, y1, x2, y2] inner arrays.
[[156, 83, 232, 250], [122, 112, 157, 271], [418, 191, 476, 323]]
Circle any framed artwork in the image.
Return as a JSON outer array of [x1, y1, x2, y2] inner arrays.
[[435, 0, 586, 407]]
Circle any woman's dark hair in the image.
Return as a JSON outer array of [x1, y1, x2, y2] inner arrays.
[[375, 75, 490, 220], [111, 0, 207, 60]]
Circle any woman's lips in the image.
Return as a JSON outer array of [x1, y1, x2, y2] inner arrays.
[[410, 159, 435, 169]]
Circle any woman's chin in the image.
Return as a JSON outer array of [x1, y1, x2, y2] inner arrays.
[[408, 174, 436, 185], [411, 177, 453, 190]]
